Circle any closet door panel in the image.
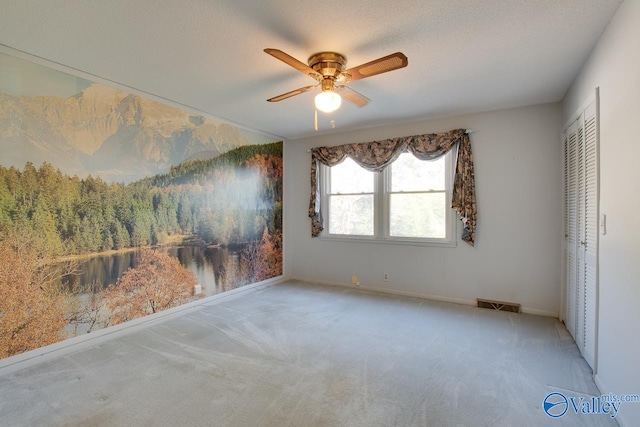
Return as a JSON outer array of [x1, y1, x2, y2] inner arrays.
[[582, 101, 598, 369], [564, 123, 579, 340]]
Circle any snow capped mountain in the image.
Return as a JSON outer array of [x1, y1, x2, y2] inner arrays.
[[0, 83, 258, 182]]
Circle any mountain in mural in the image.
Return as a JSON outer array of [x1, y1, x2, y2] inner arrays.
[[0, 84, 256, 182]]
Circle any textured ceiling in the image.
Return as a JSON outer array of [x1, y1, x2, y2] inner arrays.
[[0, 0, 622, 140]]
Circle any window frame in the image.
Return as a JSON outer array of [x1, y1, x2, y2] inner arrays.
[[320, 150, 457, 247]]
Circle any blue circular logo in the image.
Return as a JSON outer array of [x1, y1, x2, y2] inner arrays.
[[543, 392, 568, 418]]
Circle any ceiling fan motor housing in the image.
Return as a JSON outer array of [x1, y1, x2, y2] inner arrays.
[[308, 52, 350, 84]]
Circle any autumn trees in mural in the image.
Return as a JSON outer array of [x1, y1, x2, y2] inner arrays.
[[0, 240, 197, 358], [0, 142, 283, 359], [0, 229, 67, 358], [103, 250, 198, 326]]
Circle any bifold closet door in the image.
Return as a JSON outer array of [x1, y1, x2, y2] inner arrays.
[[563, 97, 598, 371]]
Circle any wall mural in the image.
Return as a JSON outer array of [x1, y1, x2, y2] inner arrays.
[[0, 52, 283, 359]]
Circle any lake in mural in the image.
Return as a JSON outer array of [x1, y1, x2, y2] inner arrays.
[[0, 51, 283, 359]]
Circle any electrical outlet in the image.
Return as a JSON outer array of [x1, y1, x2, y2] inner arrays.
[[383, 273, 389, 282]]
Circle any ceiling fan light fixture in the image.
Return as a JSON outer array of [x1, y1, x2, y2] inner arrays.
[[315, 91, 342, 113]]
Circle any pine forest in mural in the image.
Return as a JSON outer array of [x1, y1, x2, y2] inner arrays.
[[0, 52, 283, 359]]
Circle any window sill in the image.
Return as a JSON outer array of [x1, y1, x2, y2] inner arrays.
[[318, 235, 457, 248]]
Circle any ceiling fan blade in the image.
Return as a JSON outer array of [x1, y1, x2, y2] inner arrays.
[[337, 86, 371, 108], [264, 48, 322, 79], [344, 52, 408, 82], [267, 85, 316, 102]]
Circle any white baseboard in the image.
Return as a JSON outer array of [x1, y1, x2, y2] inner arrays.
[[289, 275, 558, 317], [200, 274, 284, 306], [520, 306, 559, 317]]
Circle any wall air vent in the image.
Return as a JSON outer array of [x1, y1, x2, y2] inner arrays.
[[477, 298, 521, 313]]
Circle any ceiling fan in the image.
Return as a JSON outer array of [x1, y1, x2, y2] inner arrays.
[[264, 48, 408, 113]]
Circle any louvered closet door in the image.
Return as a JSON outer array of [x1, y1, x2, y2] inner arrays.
[[563, 96, 599, 372], [581, 101, 598, 369], [576, 115, 587, 353], [564, 123, 579, 340]]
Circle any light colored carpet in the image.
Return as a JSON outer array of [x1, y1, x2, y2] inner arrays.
[[0, 281, 618, 426]]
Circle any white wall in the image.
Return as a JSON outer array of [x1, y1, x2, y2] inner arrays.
[[562, 1, 640, 426], [285, 103, 562, 316]]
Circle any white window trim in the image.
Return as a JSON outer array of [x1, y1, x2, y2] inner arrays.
[[319, 151, 458, 247]]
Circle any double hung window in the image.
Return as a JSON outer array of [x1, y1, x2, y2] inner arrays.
[[322, 151, 455, 245]]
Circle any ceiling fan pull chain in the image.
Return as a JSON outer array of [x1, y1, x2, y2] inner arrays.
[[314, 109, 318, 131]]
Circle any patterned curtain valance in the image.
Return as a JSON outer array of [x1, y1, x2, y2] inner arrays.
[[308, 128, 477, 246]]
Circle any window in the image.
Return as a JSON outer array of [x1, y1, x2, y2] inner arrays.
[[322, 151, 456, 245], [327, 157, 375, 236]]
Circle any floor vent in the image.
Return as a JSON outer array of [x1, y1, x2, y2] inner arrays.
[[477, 298, 521, 313]]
